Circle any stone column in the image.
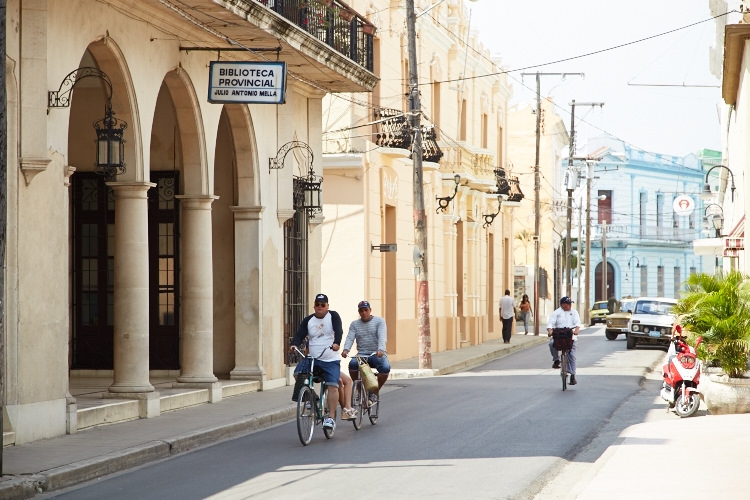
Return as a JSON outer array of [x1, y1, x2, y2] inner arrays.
[[230, 206, 265, 382], [108, 182, 155, 394], [176, 195, 219, 385]]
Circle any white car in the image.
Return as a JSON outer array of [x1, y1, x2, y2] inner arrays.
[[626, 297, 677, 350]]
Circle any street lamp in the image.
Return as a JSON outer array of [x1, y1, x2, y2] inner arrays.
[[700, 165, 736, 202], [627, 256, 640, 269], [703, 203, 724, 237], [436, 174, 461, 213], [49, 67, 128, 180]]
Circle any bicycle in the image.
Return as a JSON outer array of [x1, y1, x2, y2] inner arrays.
[[291, 346, 335, 445], [552, 328, 574, 391], [350, 354, 380, 430]]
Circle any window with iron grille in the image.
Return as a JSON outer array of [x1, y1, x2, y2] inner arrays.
[[640, 265, 648, 297], [674, 266, 681, 297], [284, 178, 309, 365]]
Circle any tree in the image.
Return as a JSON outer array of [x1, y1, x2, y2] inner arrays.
[[673, 271, 750, 378]]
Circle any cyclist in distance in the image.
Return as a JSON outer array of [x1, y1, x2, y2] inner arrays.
[[546, 296, 581, 385], [341, 300, 390, 405], [290, 293, 357, 431]]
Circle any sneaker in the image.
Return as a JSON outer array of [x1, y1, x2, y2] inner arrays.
[[342, 408, 358, 420], [552, 360, 560, 369], [569, 375, 577, 385], [368, 393, 379, 407], [323, 417, 336, 430]]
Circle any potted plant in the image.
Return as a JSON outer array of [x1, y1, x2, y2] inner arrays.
[[673, 270, 750, 414]]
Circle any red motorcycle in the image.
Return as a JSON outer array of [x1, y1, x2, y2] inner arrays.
[[660, 336, 703, 418]]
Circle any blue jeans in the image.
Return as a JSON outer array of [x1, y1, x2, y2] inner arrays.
[[294, 358, 341, 387], [348, 353, 391, 374], [549, 338, 577, 375]]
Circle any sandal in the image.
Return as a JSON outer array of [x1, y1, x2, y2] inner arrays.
[[342, 407, 358, 420]]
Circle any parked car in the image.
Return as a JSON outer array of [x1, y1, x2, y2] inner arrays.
[[589, 301, 609, 325], [605, 299, 636, 340], [626, 297, 677, 349]]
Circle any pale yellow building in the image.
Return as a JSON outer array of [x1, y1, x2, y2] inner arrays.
[[320, 0, 520, 360], [507, 99, 570, 323], [2, 0, 375, 444]]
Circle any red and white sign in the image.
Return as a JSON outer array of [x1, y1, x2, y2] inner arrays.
[[672, 195, 695, 216]]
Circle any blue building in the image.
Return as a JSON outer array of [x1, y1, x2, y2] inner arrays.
[[572, 137, 718, 302]]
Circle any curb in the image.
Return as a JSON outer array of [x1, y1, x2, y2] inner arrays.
[[0, 407, 298, 500]]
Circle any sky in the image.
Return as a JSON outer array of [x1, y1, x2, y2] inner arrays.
[[468, 0, 730, 158]]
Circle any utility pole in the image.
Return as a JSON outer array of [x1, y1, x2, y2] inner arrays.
[[0, 0, 7, 475], [521, 72, 582, 334], [565, 101, 576, 299], [406, 0, 431, 368], [584, 161, 592, 324], [601, 220, 608, 301], [565, 101, 603, 304]]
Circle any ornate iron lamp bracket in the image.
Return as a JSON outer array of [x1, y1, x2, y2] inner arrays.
[[269, 141, 314, 173], [49, 67, 112, 108]]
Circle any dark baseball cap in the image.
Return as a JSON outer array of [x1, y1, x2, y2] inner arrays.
[[560, 296, 573, 304], [358, 300, 371, 309], [315, 294, 329, 304]]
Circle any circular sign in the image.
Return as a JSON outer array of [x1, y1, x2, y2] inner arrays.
[[672, 195, 695, 216]]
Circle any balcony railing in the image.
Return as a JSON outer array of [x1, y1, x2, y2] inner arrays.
[[507, 176, 524, 202], [587, 224, 698, 243], [422, 128, 443, 163], [374, 108, 411, 150], [257, 0, 375, 72]]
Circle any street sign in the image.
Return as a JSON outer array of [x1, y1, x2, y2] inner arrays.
[[672, 195, 695, 216], [371, 243, 397, 252], [208, 61, 287, 104]]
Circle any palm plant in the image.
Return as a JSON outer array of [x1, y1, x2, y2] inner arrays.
[[672, 271, 750, 378]]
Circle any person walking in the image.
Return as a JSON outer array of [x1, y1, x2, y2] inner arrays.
[[547, 296, 581, 385], [499, 289, 516, 344], [519, 294, 532, 335]]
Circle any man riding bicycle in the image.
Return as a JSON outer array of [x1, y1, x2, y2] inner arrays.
[[290, 293, 356, 431], [547, 296, 581, 385], [341, 300, 390, 405]]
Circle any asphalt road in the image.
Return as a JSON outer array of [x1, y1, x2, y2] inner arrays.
[[47, 327, 667, 500]]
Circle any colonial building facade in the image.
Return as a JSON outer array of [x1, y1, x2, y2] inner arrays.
[[3, 0, 375, 444], [320, 0, 521, 358]]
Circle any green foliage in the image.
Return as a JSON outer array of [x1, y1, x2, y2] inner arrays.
[[673, 271, 750, 378]]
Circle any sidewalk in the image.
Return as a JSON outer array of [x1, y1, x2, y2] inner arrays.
[[0, 332, 547, 499]]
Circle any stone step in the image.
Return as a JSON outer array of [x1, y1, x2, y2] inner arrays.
[[3, 431, 16, 448], [221, 380, 261, 398]]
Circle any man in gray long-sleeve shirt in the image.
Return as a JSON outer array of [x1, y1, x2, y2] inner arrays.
[[342, 300, 390, 401]]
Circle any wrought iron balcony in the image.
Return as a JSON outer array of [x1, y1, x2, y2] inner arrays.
[[373, 108, 443, 163], [507, 176, 524, 203], [374, 108, 412, 150], [422, 127, 443, 163], [257, 0, 375, 71], [494, 168, 511, 196]]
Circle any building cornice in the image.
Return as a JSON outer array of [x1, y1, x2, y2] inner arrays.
[[722, 23, 750, 105]]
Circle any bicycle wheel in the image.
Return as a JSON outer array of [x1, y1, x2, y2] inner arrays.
[[560, 351, 568, 391], [321, 386, 335, 439], [297, 386, 315, 446], [351, 380, 364, 430]]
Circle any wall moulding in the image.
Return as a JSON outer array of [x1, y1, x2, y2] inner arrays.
[[20, 157, 52, 186]]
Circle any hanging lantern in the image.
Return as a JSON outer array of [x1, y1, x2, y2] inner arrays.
[[94, 104, 127, 179]]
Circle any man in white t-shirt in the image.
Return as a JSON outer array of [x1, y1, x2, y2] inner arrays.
[[499, 289, 516, 344], [546, 296, 582, 385], [290, 293, 352, 431]]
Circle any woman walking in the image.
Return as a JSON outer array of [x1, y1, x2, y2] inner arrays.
[[519, 294, 532, 334]]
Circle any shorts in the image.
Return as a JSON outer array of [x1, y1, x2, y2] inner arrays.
[[294, 358, 341, 388], [348, 353, 391, 374]]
